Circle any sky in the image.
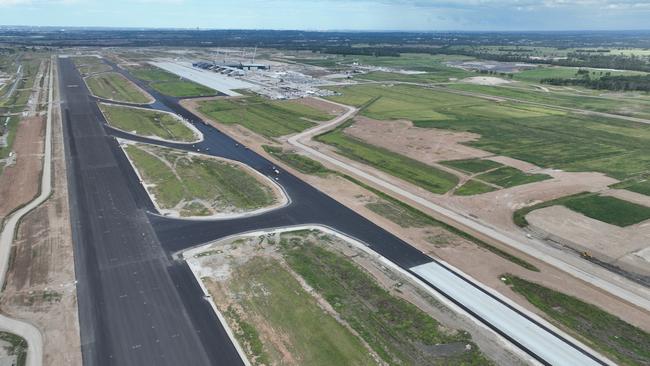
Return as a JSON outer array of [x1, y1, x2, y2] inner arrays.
[[1, 0, 650, 31]]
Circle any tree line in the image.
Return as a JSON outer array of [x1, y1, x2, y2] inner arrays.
[[541, 72, 650, 92]]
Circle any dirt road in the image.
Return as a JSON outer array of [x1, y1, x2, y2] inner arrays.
[[0, 57, 55, 366]]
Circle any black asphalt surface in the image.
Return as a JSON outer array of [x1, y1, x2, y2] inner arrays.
[[63, 57, 606, 366], [61, 58, 245, 366]]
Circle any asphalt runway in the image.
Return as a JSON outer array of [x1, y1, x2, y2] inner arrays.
[[63, 57, 608, 366], [60, 58, 244, 366]]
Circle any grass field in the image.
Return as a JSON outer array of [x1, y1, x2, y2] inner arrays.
[[280, 233, 492, 365], [326, 83, 650, 181], [344, 174, 539, 271], [72, 56, 112, 75], [503, 275, 650, 366], [128, 64, 216, 97], [99, 103, 197, 142], [85, 72, 151, 103], [124, 144, 276, 216], [441, 158, 503, 174], [475, 167, 551, 188], [513, 192, 650, 227], [217, 257, 376, 365], [611, 176, 650, 196], [455, 180, 498, 196], [262, 145, 331, 175], [446, 82, 650, 120], [316, 119, 458, 194], [513, 66, 644, 82], [365, 201, 436, 228], [562, 194, 650, 227], [198, 96, 330, 138]]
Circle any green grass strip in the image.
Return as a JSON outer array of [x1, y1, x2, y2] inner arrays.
[[341, 174, 539, 271], [262, 145, 332, 175], [281, 236, 493, 365], [503, 274, 650, 366], [315, 119, 458, 194]]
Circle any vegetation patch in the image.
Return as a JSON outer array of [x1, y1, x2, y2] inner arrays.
[[502, 274, 650, 366], [262, 145, 331, 175], [217, 257, 376, 365], [198, 96, 330, 138], [611, 177, 650, 196], [563, 194, 650, 227], [315, 119, 458, 194], [342, 174, 539, 271], [0, 331, 27, 366], [514, 192, 650, 227], [72, 56, 111, 75], [441, 158, 503, 174], [446, 82, 650, 120], [280, 235, 492, 365], [454, 180, 498, 196], [85, 72, 151, 103], [99, 103, 198, 142], [124, 144, 278, 216], [128, 64, 216, 97], [327, 83, 650, 181], [475, 166, 551, 188], [365, 201, 436, 228], [150, 80, 216, 98]]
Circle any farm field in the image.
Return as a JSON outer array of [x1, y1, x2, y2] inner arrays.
[[194, 230, 492, 366], [198, 95, 331, 138], [326, 83, 650, 181], [445, 82, 650, 120], [316, 120, 459, 194], [85, 72, 151, 103], [503, 275, 650, 366], [514, 192, 650, 227], [99, 103, 198, 142], [127, 64, 216, 97], [123, 144, 278, 216]]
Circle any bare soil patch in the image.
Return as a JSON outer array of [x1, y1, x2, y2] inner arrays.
[[344, 116, 490, 164], [527, 205, 650, 276], [0, 87, 82, 365], [461, 76, 513, 86], [293, 97, 347, 116], [604, 189, 650, 208], [0, 116, 45, 225]]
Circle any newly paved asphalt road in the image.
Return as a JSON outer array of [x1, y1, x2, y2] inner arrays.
[[63, 57, 609, 366], [60, 58, 244, 366]]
